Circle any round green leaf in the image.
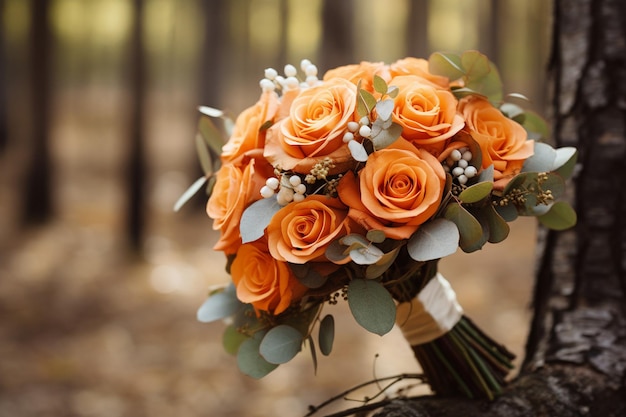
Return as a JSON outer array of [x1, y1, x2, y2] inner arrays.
[[289, 263, 327, 288], [259, 325, 303, 365], [318, 315, 335, 356], [429, 52, 464, 80], [223, 324, 248, 355], [197, 285, 242, 323], [444, 203, 486, 252], [522, 142, 556, 173], [407, 218, 459, 261], [459, 181, 493, 203], [366, 229, 386, 243], [553, 147, 578, 179], [347, 279, 395, 336], [237, 333, 278, 378], [479, 203, 510, 244], [349, 140, 369, 162], [240, 196, 281, 243], [538, 201, 577, 231]]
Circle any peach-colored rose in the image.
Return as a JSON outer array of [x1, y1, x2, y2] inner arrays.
[[391, 75, 465, 157], [267, 195, 351, 264], [389, 57, 450, 90], [221, 91, 279, 163], [264, 77, 357, 175], [323, 61, 390, 93], [458, 96, 534, 188], [206, 150, 274, 255], [337, 138, 446, 240], [231, 238, 308, 315]]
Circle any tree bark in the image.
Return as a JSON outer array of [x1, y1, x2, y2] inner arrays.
[[375, 0, 626, 415], [320, 0, 355, 70]]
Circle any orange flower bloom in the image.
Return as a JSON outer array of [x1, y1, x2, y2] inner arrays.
[[322, 60, 390, 93], [391, 75, 465, 157], [221, 91, 279, 163], [458, 96, 534, 189], [337, 138, 446, 240], [231, 239, 308, 315], [206, 150, 274, 255], [389, 57, 450, 90], [264, 77, 357, 175], [267, 195, 351, 264]]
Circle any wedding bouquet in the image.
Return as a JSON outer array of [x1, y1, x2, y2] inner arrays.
[[177, 50, 577, 400]]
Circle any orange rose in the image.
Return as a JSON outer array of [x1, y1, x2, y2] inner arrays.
[[458, 96, 534, 188], [322, 61, 390, 93], [391, 75, 465, 157], [231, 239, 308, 315], [389, 57, 450, 90], [264, 77, 357, 175], [267, 195, 351, 264], [206, 150, 274, 255], [221, 91, 279, 163], [337, 138, 446, 240]]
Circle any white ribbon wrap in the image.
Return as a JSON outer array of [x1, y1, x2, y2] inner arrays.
[[395, 273, 464, 346]]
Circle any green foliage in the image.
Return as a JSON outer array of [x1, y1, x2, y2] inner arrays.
[[553, 147, 578, 179], [365, 246, 401, 279], [444, 203, 486, 252], [538, 201, 577, 230], [237, 332, 278, 378], [347, 279, 396, 336], [223, 324, 248, 355], [173, 176, 207, 212], [196, 283, 242, 323], [289, 263, 327, 288], [318, 315, 335, 356], [348, 139, 369, 162], [240, 196, 281, 244], [478, 203, 510, 244], [407, 218, 460, 262], [459, 181, 493, 203], [429, 50, 503, 103], [259, 325, 304, 365]]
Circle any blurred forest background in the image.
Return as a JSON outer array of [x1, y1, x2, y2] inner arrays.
[[0, 1, 552, 416]]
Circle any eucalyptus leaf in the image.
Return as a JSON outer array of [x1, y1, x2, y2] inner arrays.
[[500, 102, 524, 119], [429, 52, 465, 80], [459, 181, 493, 203], [495, 202, 518, 222], [359, 89, 377, 114], [197, 115, 225, 155], [538, 201, 577, 230], [195, 133, 213, 175], [308, 336, 318, 374], [349, 140, 369, 162], [366, 229, 386, 243], [350, 243, 384, 265], [387, 86, 399, 99], [373, 75, 388, 95], [237, 332, 278, 378], [518, 109, 550, 140], [540, 172, 566, 200], [318, 315, 335, 356], [444, 203, 486, 252], [407, 218, 459, 261], [365, 246, 400, 279], [259, 325, 303, 365], [372, 122, 402, 150], [479, 203, 510, 243], [197, 284, 242, 323], [325, 239, 351, 263], [477, 165, 494, 183], [198, 105, 224, 118], [173, 176, 207, 212], [376, 99, 394, 121], [223, 324, 248, 355], [522, 142, 556, 173], [289, 263, 327, 288], [347, 279, 396, 336], [462, 50, 503, 103], [240, 196, 281, 244], [553, 147, 578, 179]]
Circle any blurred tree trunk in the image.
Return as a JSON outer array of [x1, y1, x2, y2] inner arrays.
[[406, 0, 429, 58], [126, 0, 147, 251], [375, 0, 626, 415], [22, 0, 53, 225], [0, 0, 7, 154], [320, 0, 354, 70]]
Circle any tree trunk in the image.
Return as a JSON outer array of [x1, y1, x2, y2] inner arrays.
[[22, 0, 53, 225], [126, 0, 147, 251], [320, 0, 355, 70], [375, 0, 626, 415], [0, 0, 7, 154]]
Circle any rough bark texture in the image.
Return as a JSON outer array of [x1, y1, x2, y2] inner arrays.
[[375, 0, 626, 415]]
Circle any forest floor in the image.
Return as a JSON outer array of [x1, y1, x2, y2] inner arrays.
[[0, 88, 538, 417]]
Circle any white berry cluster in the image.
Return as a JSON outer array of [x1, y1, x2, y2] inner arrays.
[[443, 147, 478, 185], [260, 174, 307, 206], [259, 59, 320, 94], [343, 117, 372, 143]]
